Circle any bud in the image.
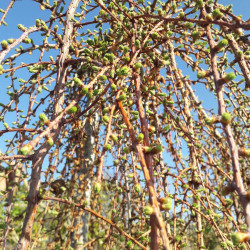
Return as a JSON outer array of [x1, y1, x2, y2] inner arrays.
[[113, 160, 119, 166], [39, 113, 50, 125], [221, 72, 236, 83], [93, 182, 101, 194], [214, 39, 228, 52], [24, 38, 31, 44], [36, 19, 41, 27], [46, 137, 54, 147], [148, 125, 155, 133], [161, 202, 172, 211], [160, 197, 171, 204], [54, 25, 59, 32], [116, 66, 130, 77], [122, 56, 130, 63], [238, 148, 250, 158], [197, 70, 209, 79], [104, 144, 111, 150], [117, 94, 126, 101], [73, 77, 83, 87], [123, 146, 131, 154], [111, 83, 117, 91], [196, 0, 204, 8], [237, 50, 243, 58], [143, 146, 152, 153], [1, 40, 8, 50], [191, 31, 200, 40], [143, 205, 154, 215], [127, 173, 134, 178], [99, 9, 105, 16], [127, 240, 133, 248], [135, 39, 140, 48], [206, 14, 213, 21], [67, 106, 77, 114], [81, 87, 88, 95], [20, 144, 33, 155], [17, 24, 26, 32], [151, 145, 164, 154], [204, 117, 216, 125], [133, 62, 142, 72], [40, 5, 45, 10], [40, 21, 48, 31], [103, 115, 109, 123], [127, 99, 133, 106], [134, 184, 141, 194], [221, 112, 232, 125], [111, 134, 118, 142], [136, 133, 144, 142], [91, 66, 99, 72], [179, 11, 185, 18], [235, 28, 243, 36], [185, 22, 193, 29], [212, 9, 223, 19], [99, 75, 107, 81], [102, 107, 109, 114], [231, 232, 249, 245], [37, 86, 42, 93], [3, 122, 9, 129]]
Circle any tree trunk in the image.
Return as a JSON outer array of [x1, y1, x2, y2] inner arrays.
[[70, 111, 99, 249], [14, 1, 81, 248]]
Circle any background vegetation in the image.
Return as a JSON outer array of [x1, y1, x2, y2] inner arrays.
[[0, 0, 249, 249]]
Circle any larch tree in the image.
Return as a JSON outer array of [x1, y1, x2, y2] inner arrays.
[[0, 0, 249, 249]]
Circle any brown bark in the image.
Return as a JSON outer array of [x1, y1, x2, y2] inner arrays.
[[14, 1, 81, 249], [117, 100, 170, 250], [202, 9, 250, 232]]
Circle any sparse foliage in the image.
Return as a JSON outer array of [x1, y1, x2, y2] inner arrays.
[[0, 0, 250, 249]]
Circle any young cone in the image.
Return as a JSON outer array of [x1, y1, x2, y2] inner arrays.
[[143, 205, 154, 215], [231, 232, 249, 245]]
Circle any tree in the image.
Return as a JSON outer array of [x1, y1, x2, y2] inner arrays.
[[0, 0, 250, 249]]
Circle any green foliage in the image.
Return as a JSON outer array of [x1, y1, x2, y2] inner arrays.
[[0, 0, 249, 249], [67, 106, 77, 114]]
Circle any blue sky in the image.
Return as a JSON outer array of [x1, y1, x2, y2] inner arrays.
[[1, 0, 250, 42], [1, 0, 249, 109], [219, 0, 250, 19], [0, 0, 249, 153], [0, 0, 249, 135]]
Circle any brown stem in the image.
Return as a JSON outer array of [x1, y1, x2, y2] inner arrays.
[[134, 72, 159, 248], [0, 27, 40, 63], [203, 10, 250, 232], [223, 29, 250, 89], [117, 101, 170, 249], [15, 1, 82, 249], [133, 15, 250, 31], [96, 102, 117, 182], [0, 0, 15, 27]]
